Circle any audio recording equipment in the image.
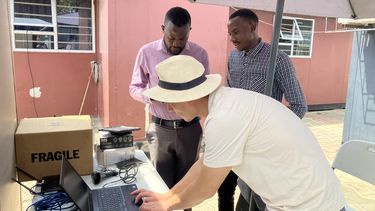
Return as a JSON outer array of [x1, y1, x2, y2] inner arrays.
[[96, 146, 135, 166], [98, 126, 140, 150], [91, 169, 118, 185]]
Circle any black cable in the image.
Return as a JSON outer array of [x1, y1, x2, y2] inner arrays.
[[15, 166, 38, 181], [347, 0, 357, 19], [101, 164, 139, 188], [118, 163, 139, 184], [101, 159, 143, 188], [11, 178, 41, 195]]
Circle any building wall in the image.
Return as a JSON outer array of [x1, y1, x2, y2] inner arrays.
[[343, 31, 375, 143], [0, 0, 21, 209], [13, 52, 98, 119], [303, 17, 353, 106], [11, 2, 99, 120]]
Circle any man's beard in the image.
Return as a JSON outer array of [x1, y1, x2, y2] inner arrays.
[[168, 47, 183, 55]]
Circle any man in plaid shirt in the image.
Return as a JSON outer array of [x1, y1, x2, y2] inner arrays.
[[218, 8, 308, 211]]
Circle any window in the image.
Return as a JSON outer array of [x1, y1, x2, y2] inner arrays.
[[278, 16, 314, 58], [11, 0, 94, 52]]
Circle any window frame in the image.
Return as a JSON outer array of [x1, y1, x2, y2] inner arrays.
[[10, 0, 96, 53], [278, 16, 315, 58], [279, 18, 303, 41]]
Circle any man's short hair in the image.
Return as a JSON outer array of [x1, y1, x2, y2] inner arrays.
[[165, 7, 191, 27], [229, 8, 259, 23]]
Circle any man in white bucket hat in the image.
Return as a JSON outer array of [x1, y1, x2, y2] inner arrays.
[[132, 55, 346, 211]]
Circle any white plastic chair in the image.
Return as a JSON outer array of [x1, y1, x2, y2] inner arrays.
[[332, 140, 375, 211], [332, 139, 375, 185]]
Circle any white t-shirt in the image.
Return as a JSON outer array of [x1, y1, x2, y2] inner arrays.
[[203, 86, 346, 211]]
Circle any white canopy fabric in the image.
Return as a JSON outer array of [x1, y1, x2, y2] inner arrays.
[[189, 0, 375, 19]]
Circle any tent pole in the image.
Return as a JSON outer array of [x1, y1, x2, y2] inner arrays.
[[265, 0, 285, 96]]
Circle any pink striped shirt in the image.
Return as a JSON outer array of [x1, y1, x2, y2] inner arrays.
[[129, 39, 210, 120]]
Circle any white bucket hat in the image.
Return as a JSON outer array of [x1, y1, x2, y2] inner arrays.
[[143, 55, 222, 103]]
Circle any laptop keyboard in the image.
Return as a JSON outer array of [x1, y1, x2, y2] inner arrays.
[[96, 185, 137, 211], [98, 187, 127, 210]]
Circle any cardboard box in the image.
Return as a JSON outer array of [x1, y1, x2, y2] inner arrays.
[[15, 115, 93, 181]]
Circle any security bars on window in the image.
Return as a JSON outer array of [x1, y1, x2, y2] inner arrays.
[[11, 0, 94, 52]]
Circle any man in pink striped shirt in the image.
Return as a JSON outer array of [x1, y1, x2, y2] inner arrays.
[[129, 7, 210, 210]]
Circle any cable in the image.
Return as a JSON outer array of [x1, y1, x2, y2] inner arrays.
[[101, 165, 139, 188], [26, 192, 76, 211], [118, 163, 139, 184], [11, 178, 41, 195], [12, 178, 75, 210], [347, 0, 357, 19], [101, 159, 144, 188], [78, 65, 93, 115], [26, 29, 39, 117]]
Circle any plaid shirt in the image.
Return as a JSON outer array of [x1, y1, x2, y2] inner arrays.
[[227, 41, 307, 118]]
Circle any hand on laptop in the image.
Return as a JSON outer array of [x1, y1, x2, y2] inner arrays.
[[132, 197, 143, 206], [131, 188, 171, 211]]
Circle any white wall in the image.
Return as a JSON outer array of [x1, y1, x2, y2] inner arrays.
[[0, 0, 21, 210]]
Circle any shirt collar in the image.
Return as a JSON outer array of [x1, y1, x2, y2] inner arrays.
[[241, 38, 264, 58]]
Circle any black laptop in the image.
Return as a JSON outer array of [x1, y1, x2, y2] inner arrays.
[[59, 157, 140, 211]]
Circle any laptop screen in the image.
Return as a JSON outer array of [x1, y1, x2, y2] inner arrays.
[[59, 156, 90, 211]]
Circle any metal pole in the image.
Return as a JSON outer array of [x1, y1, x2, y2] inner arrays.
[[248, 3, 287, 211], [265, 0, 285, 96]]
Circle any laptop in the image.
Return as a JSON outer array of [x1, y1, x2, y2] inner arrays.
[[59, 156, 140, 211]]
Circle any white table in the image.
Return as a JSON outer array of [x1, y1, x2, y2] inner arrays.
[[83, 149, 169, 193]]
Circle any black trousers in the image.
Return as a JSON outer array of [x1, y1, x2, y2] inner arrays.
[[238, 190, 265, 211], [218, 171, 266, 211], [218, 171, 238, 211], [147, 122, 202, 211], [236, 194, 249, 211]]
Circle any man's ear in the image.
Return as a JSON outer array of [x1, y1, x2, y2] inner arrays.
[[161, 25, 165, 32], [249, 21, 257, 32]]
